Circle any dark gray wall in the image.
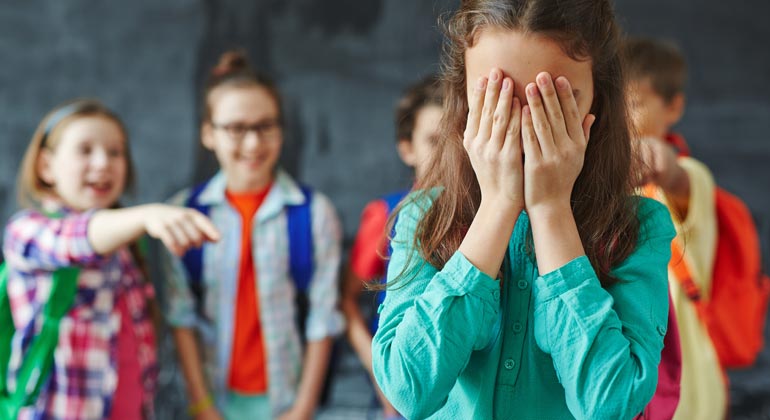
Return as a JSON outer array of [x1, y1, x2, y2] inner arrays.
[[1, 1, 768, 418]]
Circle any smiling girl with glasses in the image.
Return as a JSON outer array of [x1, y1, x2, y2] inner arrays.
[[161, 50, 344, 420]]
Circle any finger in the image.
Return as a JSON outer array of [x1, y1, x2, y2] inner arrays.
[[536, 72, 568, 142], [193, 212, 222, 242], [477, 68, 503, 142], [464, 76, 487, 143], [502, 96, 522, 157], [489, 77, 514, 150], [167, 222, 194, 250], [521, 105, 541, 160], [555, 76, 586, 144], [157, 231, 183, 256], [525, 82, 556, 156], [179, 216, 205, 248], [582, 114, 596, 143]]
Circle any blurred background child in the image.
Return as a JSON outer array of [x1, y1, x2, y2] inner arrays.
[[626, 37, 735, 420], [4, 99, 219, 420], [161, 51, 344, 420], [341, 75, 443, 420]]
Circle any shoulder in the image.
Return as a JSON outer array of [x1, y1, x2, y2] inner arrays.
[[4, 209, 39, 241], [398, 188, 440, 219], [274, 170, 333, 214], [391, 188, 440, 231], [381, 189, 411, 210], [167, 176, 219, 207], [6, 208, 43, 227], [635, 196, 676, 243], [305, 188, 337, 218], [606, 197, 676, 286], [4, 208, 66, 236], [168, 173, 226, 207], [360, 198, 388, 220], [301, 188, 341, 239]]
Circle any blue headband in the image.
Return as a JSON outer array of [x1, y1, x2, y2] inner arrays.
[[40, 102, 101, 147]]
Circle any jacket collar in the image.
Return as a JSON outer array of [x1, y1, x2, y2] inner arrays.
[[195, 169, 307, 221]]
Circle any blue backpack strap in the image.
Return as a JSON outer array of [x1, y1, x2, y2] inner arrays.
[[286, 186, 314, 340], [382, 189, 409, 215], [381, 189, 410, 258], [284, 185, 338, 407], [286, 186, 315, 294], [180, 181, 211, 318]]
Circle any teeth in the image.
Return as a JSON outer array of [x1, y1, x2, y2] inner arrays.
[[87, 182, 111, 189]]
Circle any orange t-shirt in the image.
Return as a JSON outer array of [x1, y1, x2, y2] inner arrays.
[[226, 184, 271, 393]]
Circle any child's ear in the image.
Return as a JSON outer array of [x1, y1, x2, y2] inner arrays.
[[666, 93, 686, 126], [201, 122, 216, 150], [397, 139, 416, 167], [37, 149, 55, 186]]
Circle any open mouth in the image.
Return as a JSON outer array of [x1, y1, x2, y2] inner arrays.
[[84, 180, 114, 195]]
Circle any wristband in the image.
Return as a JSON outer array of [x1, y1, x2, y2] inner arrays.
[[188, 395, 214, 417]]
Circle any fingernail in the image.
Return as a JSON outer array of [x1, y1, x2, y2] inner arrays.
[[513, 97, 520, 107], [523, 105, 530, 115], [527, 83, 538, 96], [490, 69, 500, 82], [537, 73, 551, 87], [502, 79, 511, 90], [477, 77, 486, 90], [556, 76, 569, 90]]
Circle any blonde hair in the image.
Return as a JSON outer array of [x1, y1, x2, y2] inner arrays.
[[17, 99, 135, 208]]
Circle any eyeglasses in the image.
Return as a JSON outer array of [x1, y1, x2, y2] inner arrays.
[[210, 119, 282, 142]]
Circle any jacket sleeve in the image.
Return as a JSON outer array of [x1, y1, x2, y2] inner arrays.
[[304, 192, 345, 341], [3, 209, 102, 272], [158, 190, 198, 328], [532, 198, 676, 419], [372, 195, 501, 419]]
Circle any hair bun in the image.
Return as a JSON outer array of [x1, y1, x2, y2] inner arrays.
[[211, 50, 250, 77]]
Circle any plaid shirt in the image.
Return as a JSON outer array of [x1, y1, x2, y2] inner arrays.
[[161, 170, 344, 416], [3, 207, 158, 420]]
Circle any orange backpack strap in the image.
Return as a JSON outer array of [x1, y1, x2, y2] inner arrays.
[[668, 240, 708, 320], [641, 184, 707, 318]]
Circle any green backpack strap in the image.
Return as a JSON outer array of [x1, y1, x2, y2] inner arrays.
[[0, 262, 15, 420], [0, 262, 79, 420]]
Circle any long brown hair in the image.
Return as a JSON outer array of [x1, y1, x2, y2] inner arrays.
[[406, 0, 639, 287]]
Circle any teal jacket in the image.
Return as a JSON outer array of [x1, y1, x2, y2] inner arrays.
[[372, 194, 675, 420]]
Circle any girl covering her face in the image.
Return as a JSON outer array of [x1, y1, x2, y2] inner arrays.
[[371, 1, 675, 419]]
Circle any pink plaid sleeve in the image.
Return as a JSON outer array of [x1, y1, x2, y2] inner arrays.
[[3, 209, 102, 272]]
